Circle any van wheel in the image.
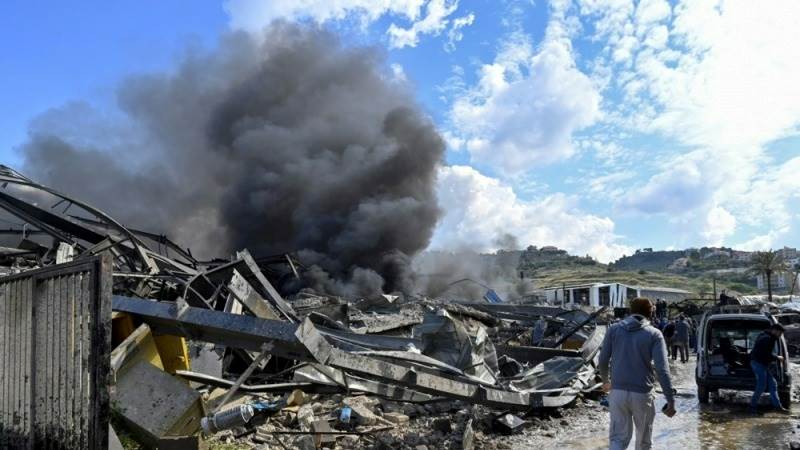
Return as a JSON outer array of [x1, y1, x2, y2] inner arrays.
[[698, 386, 710, 404], [780, 390, 792, 408]]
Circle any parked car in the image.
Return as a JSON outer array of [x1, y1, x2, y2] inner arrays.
[[774, 312, 800, 356], [695, 308, 792, 406]]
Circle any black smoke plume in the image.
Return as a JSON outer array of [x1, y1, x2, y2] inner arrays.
[[20, 23, 444, 296]]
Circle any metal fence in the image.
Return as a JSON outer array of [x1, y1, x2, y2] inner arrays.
[[0, 255, 111, 449]]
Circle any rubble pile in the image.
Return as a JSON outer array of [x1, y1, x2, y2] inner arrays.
[[0, 166, 606, 449]]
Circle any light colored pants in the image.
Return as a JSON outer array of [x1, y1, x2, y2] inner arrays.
[[609, 389, 655, 450]]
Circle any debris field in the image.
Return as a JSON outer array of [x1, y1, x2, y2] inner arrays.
[[0, 165, 607, 450]]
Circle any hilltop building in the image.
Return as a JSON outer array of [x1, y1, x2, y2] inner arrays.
[[756, 272, 799, 292]]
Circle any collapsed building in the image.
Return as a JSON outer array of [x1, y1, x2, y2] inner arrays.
[[0, 166, 607, 449]]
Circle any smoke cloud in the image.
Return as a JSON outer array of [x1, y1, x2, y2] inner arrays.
[[20, 23, 444, 295]]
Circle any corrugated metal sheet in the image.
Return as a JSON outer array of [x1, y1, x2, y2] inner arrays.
[[0, 255, 111, 449]]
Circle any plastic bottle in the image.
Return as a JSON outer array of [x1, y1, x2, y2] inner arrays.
[[201, 404, 255, 435]]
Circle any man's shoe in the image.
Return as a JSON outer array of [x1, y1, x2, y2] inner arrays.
[[777, 406, 792, 414]]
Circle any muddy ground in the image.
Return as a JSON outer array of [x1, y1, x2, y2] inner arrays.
[[500, 358, 800, 449]]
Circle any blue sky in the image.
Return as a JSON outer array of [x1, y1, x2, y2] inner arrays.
[[2, 0, 799, 261]]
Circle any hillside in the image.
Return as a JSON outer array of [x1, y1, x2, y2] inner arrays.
[[526, 265, 759, 296], [610, 249, 687, 271], [422, 245, 768, 300]]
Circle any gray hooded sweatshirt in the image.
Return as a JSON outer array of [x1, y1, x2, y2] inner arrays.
[[598, 314, 675, 402]]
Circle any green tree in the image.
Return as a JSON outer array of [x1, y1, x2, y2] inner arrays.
[[749, 250, 788, 303]]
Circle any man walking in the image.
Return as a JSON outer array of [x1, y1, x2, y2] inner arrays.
[[749, 324, 789, 413], [657, 299, 667, 319], [673, 316, 691, 363], [662, 319, 676, 358], [599, 298, 676, 450]]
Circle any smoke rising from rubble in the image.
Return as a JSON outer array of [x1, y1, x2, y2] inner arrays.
[[413, 236, 530, 302], [21, 23, 444, 296]]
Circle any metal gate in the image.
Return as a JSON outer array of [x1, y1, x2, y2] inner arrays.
[[0, 255, 111, 449]]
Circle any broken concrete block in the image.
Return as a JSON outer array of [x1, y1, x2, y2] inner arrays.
[[382, 412, 410, 425], [311, 419, 336, 448], [294, 435, 316, 450], [297, 404, 316, 431], [344, 396, 379, 426], [340, 435, 360, 448], [462, 419, 474, 450], [113, 360, 204, 447]]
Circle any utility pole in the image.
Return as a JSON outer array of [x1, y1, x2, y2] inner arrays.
[[713, 278, 717, 300]]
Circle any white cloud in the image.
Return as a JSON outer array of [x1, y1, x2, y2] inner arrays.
[[387, 0, 459, 48], [447, 2, 599, 174], [224, 0, 423, 29], [580, 0, 800, 247], [444, 13, 475, 52], [702, 205, 736, 246], [734, 156, 800, 231], [390, 63, 408, 82], [225, 0, 462, 49], [620, 156, 710, 215], [737, 226, 791, 252], [641, 1, 800, 150], [585, 170, 636, 199], [634, 0, 670, 27], [432, 165, 631, 263]]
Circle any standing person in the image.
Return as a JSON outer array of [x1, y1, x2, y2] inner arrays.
[[531, 317, 547, 346], [662, 319, 676, 358], [688, 317, 698, 353], [749, 324, 789, 413], [599, 298, 676, 450], [673, 316, 691, 363]]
